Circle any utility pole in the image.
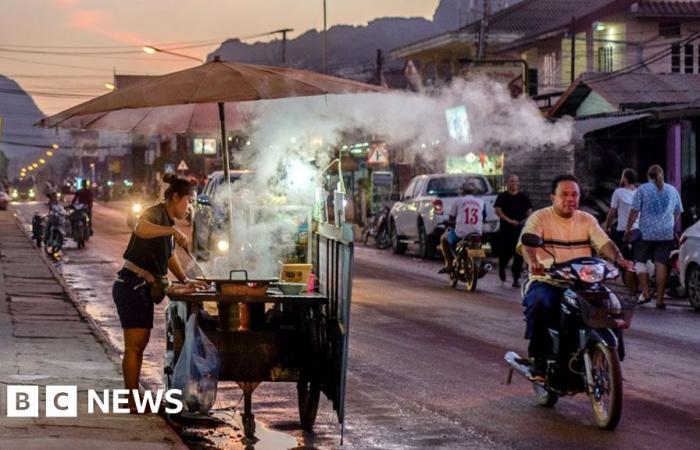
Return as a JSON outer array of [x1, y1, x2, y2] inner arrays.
[[270, 28, 294, 64], [477, 0, 491, 60], [570, 17, 576, 83], [323, 0, 328, 73], [375, 49, 384, 86]]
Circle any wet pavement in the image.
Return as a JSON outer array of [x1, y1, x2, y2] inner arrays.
[[0, 208, 187, 450], [12, 200, 700, 449]]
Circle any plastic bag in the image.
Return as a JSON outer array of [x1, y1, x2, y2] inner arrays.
[[172, 313, 220, 414]]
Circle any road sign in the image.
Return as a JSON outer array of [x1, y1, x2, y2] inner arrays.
[[164, 163, 175, 174], [177, 160, 189, 172], [367, 145, 389, 166]]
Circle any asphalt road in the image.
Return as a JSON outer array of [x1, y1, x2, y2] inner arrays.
[[12, 200, 700, 450]]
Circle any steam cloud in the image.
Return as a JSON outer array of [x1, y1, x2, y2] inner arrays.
[[196, 78, 573, 278]]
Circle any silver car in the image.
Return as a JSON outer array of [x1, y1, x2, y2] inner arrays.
[[679, 220, 700, 310]]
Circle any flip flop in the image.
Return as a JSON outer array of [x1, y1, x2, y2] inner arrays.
[[636, 293, 652, 305]]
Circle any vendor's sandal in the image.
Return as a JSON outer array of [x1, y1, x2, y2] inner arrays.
[[636, 293, 652, 305]]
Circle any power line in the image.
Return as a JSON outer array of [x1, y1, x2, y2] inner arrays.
[[0, 55, 114, 72]]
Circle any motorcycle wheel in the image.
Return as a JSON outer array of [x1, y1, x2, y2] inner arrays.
[[687, 265, 700, 310], [532, 382, 558, 408], [74, 223, 85, 249], [390, 222, 407, 254], [589, 343, 623, 430], [376, 228, 392, 250], [464, 257, 478, 292]]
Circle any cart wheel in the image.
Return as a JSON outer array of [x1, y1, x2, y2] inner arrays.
[[297, 378, 321, 431]]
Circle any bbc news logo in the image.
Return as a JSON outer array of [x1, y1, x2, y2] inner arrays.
[[4, 386, 183, 417]]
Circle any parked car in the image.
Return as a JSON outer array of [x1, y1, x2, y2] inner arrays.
[[389, 173, 499, 259], [679, 220, 700, 310], [192, 170, 252, 260], [0, 189, 9, 210]]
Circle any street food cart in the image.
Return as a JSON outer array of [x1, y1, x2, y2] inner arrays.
[[165, 221, 353, 440]]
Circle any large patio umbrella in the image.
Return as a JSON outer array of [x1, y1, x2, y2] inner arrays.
[[37, 56, 386, 186]]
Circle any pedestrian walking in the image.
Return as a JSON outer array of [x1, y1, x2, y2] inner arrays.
[[624, 165, 683, 309], [112, 174, 205, 413], [604, 169, 639, 295], [494, 174, 532, 287]]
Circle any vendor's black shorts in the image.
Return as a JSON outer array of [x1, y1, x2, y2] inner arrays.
[[112, 268, 154, 329], [612, 230, 636, 261], [635, 240, 674, 265]]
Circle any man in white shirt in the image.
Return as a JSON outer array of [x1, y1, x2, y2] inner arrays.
[[604, 169, 639, 295], [439, 183, 486, 273]]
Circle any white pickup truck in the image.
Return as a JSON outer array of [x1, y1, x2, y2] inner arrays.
[[389, 173, 500, 259]]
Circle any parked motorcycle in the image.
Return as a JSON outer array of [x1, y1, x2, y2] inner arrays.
[[447, 232, 491, 291], [647, 249, 685, 299], [505, 233, 634, 430], [43, 203, 67, 255], [31, 212, 44, 247], [67, 203, 90, 249], [361, 202, 392, 249]]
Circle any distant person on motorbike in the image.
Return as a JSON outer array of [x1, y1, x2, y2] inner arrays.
[[517, 174, 633, 381], [439, 182, 486, 274], [624, 165, 682, 310], [72, 179, 94, 235]]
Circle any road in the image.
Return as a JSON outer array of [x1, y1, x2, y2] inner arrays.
[[12, 200, 700, 450]]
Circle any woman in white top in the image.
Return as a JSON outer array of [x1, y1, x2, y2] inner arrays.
[[604, 168, 639, 294]]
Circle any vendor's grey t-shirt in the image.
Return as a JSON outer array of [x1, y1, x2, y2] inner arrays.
[[123, 203, 174, 276]]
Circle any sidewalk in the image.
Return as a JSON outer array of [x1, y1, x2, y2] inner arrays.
[[0, 211, 187, 450]]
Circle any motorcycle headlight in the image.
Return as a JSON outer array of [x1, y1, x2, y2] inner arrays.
[[11, 190, 18, 199], [572, 263, 605, 283], [131, 203, 142, 214], [216, 239, 229, 253], [28, 190, 35, 198]]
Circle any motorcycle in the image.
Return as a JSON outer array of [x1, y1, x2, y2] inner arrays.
[[505, 233, 634, 430], [67, 203, 90, 249], [447, 232, 491, 291], [647, 249, 685, 299], [361, 202, 392, 249], [31, 211, 44, 247], [43, 203, 67, 255]]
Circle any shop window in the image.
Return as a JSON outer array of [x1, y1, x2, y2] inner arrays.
[[659, 22, 681, 38], [672, 44, 681, 73], [685, 44, 695, 73], [542, 52, 557, 87], [597, 47, 614, 73]]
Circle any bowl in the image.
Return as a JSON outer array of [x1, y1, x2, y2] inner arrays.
[[276, 282, 306, 295]]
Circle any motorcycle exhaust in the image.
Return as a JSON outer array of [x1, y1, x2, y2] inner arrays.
[[504, 351, 532, 384]]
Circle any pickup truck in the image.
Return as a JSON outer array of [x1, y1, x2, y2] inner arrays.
[[389, 173, 499, 259]]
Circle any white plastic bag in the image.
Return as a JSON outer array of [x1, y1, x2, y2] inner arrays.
[[172, 313, 220, 414]]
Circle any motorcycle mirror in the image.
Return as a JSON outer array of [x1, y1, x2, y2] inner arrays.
[[521, 233, 544, 248], [196, 194, 211, 206]]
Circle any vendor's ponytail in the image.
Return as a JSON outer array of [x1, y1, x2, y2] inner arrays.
[[647, 165, 664, 190], [163, 173, 196, 200]]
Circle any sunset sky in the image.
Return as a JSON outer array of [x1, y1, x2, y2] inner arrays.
[[1, 0, 439, 115]]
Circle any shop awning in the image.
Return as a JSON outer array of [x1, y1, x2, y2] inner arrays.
[[573, 113, 652, 140]]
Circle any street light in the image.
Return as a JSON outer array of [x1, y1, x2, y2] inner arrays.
[[142, 45, 204, 63], [105, 82, 116, 90], [39, 159, 46, 164], [46, 150, 53, 156], [52, 144, 59, 149], [32, 163, 38, 168]]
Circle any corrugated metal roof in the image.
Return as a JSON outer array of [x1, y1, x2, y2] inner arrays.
[[573, 112, 651, 139], [582, 72, 700, 107], [633, 0, 700, 17]]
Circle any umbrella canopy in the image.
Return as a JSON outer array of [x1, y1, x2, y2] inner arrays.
[[36, 58, 386, 134]]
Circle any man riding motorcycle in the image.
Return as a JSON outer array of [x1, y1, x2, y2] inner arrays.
[[517, 174, 633, 381], [439, 182, 486, 274]]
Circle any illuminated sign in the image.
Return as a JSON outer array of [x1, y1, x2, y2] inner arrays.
[[193, 138, 217, 155], [445, 105, 472, 145]]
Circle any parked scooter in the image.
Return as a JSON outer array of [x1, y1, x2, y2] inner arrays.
[[361, 202, 392, 249], [504, 233, 634, 430], [31, 212, 44, 247], [447, 232, 492, 292], [67, 203, 90, 249]]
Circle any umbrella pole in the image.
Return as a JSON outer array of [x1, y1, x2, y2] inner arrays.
[[218, 102, 235, 257]]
